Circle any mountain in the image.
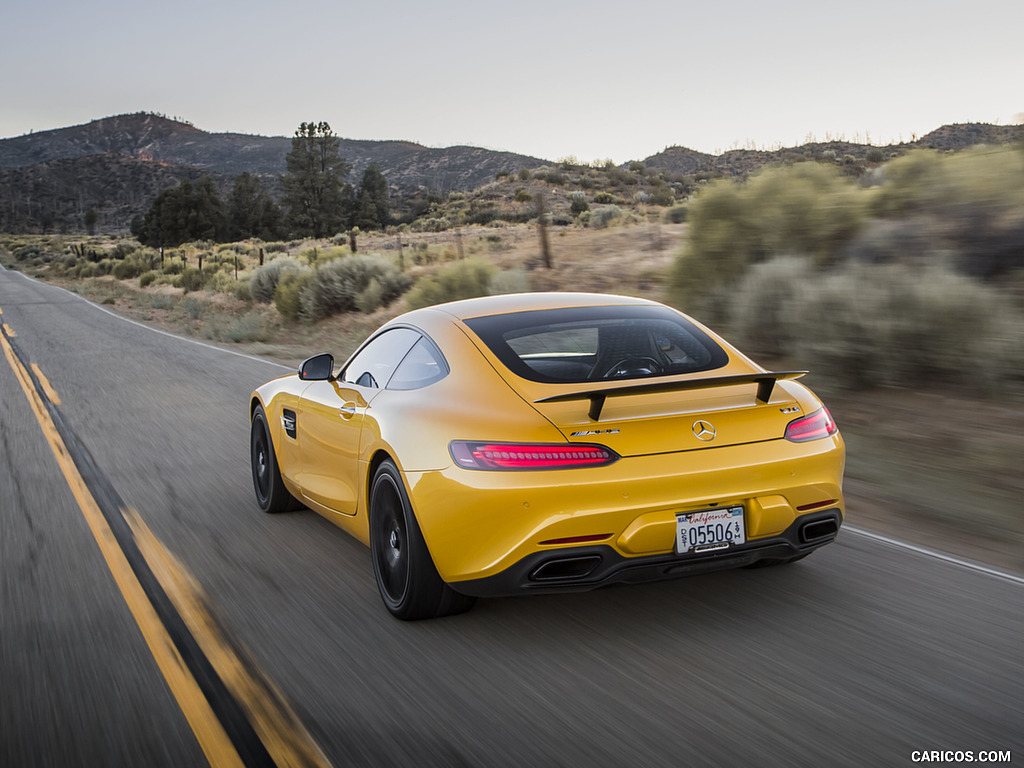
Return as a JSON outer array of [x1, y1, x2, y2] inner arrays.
[[0, 113, 546, 233], [639, 122, 1024, 179], [1, 114, 1022, 235]]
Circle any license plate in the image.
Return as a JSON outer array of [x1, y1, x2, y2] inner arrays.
[[676, 506, 745, 554]]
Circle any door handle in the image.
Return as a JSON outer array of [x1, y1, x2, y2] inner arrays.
[[339, 403, 357, 419]]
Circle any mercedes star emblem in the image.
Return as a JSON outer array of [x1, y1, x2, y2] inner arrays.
[[693, 420, 716, 441]]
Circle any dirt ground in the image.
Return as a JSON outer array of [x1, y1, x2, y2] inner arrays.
[[12, 222, 1022, 574]]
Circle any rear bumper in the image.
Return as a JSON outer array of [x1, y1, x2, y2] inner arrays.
[[450, 508, 842, 598], [406, 434, 845, 582]]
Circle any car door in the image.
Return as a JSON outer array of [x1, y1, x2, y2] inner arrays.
[[295, 327, 421, 515]]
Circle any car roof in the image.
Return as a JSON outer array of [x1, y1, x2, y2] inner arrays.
[[423, 292, 660, 321]]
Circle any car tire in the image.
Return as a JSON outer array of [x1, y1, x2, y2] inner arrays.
[[250, 405, 301, 513], [369, 459, 476, 620]]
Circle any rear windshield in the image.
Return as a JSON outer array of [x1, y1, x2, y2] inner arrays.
[[463, 306, 728, 383]]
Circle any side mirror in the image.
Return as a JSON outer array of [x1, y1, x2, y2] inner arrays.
[[298, 353, 335, 381]]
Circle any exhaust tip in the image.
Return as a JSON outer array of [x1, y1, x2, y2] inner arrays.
[[530, 555, 602, 582], [800, 517, 839, 543]]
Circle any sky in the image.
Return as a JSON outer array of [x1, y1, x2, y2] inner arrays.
[[2, 0, 1022, 164]]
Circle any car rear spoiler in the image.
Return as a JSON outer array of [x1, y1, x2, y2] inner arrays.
[[535, 371, 808, 421]]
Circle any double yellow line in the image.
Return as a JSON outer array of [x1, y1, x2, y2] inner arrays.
[[0, 312, 331, 768]]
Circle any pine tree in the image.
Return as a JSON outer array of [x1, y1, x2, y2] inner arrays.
[[281, 122, 350, 238], [354, 163, 391, 230], [227, 173, 282, 240], [137, 177, 226, 246]]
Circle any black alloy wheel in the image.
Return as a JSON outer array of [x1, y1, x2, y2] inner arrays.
[[369, 459, 475, 620], [250, 405, 299, 513]]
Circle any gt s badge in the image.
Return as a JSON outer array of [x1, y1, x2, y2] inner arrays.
[[570, 428, 620, 437]]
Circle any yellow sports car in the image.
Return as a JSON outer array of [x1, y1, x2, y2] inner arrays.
[[250, 293, 845, 620]]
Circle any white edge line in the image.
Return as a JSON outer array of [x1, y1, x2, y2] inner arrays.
[[2, 267, 291, 372], [844, 524, 1024, 586]]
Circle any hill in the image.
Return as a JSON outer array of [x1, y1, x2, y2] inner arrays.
[[0, 113, 544, 183], [640, 122, 1024, 178], [0, 113, 546, 232], [1, 114, 1022, 235]]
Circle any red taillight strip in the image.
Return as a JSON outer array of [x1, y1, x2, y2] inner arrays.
[[450, 441, 619, 471], [796, 499, 838, 512], [784, 408, 838, 442], [539, 533, 613, 546]]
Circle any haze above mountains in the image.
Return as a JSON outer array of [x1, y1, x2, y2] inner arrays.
[[1, 113, 1022, 235]]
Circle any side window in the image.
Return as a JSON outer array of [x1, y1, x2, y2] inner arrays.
[[387, 337, 448, 390], [341, 328, 421, 388]]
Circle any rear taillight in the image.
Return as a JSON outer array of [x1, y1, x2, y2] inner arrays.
[[450, 441, 619, 471], [785, 408, 838, 442]]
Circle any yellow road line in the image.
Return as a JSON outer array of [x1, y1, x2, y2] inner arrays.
[[2, 322, 333, 768], [30, 362, 62, 405], [2, 322, 15, 337], [1, 328, 245, 768], [124, 508, 332, 768]]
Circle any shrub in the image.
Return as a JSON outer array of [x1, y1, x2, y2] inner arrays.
[[154, 274, 183, 288], [412, 216, 451, 232], [404, 258, 496, 310], [725, 258, 1024, 392], [249, 257, 308, 303], [535, 169, 568, 185], [606, 166, 637, 186], [298, 245, 348, 267], [234, 278, 252, 302], [111, 242, 138, 260], [570, 192, 589, 216], [649, 186, 676, 206], [205, 270, 238, 295], [356, 278, 385, 313], [274, 272, 311, 321], [728, 257, 809, 358], [182, 296, 203, 319], [13, 244, 44, 261], [180, 267, 207, 293], [112, 256, 148, 280], [664, 205, 688, 223], [300, 255, 410, 321], [139, 270, 158, 288], [589, 205, 624, 229], [669, 163, 867, 307]]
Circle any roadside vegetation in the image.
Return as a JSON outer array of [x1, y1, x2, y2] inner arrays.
[[670, 145, 1024, 396], [2, 141, 1023, 569]]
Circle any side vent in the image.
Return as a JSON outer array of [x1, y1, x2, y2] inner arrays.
[[282, 409, 297, 439]]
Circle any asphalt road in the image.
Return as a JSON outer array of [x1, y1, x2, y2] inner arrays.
[[2, 266, 1022, 768]]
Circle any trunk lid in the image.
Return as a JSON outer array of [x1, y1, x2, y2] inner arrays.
[[529, 375, 805, 457]]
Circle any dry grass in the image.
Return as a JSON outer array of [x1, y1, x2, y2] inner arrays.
[[4, 224, 1022, 572]]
